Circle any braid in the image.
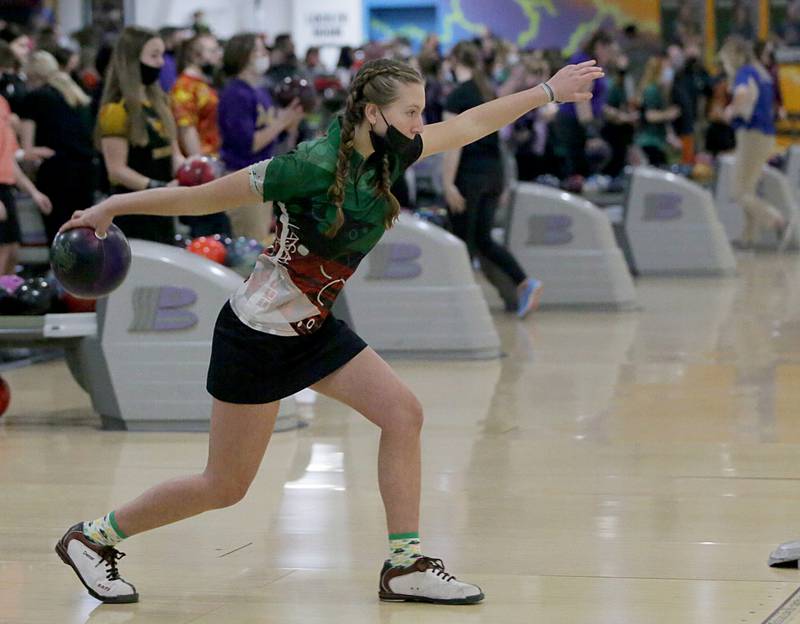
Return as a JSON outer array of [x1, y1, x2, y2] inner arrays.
[[380, 153, 401, 228], [325, 91, 358, 238], [325, 59, 422, 238]]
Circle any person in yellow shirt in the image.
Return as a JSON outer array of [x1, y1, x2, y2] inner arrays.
[[96, 26, 185, 244]]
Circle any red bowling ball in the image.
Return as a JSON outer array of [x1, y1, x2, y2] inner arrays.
[[177, 156, 222, 187], [188, 237, 227, 264]]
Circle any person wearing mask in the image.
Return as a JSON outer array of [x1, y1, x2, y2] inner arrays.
[[635, 55, 680, 167], [443, 41, 542, 319], [54, 54, 603, 607], [19, 51, 94, 243], [218, 33, 303, 241], [552, 30, 612, 178], [96, 26, 185, 244], [170, 32, 227, 237], [720, 36, 786, 246]]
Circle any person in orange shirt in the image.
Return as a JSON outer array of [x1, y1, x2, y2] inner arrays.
[[0, 94, 52, 274], [170, 33, 228, 237]]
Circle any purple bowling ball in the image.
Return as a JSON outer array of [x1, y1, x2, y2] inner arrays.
[[0, 274, 24, 294], [50, 224, 132, 298]]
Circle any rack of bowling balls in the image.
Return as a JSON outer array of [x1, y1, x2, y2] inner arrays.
[[0, 223, 133, 417], [173, 233, 264, 276]]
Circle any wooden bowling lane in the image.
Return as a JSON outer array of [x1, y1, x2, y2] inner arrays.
[[4, 252, 800, 623]]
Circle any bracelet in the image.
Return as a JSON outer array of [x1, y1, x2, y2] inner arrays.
[[541, 81, 556, 103], [146, 178, 167, 189]]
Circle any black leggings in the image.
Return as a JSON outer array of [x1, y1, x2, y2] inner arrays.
[[449, 168, 527, 288]]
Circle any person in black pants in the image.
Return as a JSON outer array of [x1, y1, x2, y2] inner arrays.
[[443, 41, 542, 318], [20, 51, 96, 243]]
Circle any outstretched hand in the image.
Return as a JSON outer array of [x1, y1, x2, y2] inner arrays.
[[546, 60, 605, 103]]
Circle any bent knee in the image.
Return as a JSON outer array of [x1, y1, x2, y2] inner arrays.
[[204, 475, 252, 509], [384, 394, 424, 433]]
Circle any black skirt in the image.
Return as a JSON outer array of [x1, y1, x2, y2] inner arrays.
[[206, 300, 368, 404]]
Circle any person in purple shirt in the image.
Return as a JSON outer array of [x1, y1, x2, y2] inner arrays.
[[218, 33, 304, 240], [552, 30, 612, 178], [157, 27, 183, 92]]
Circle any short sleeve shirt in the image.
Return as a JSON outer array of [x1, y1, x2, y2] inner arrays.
[[98, 100, 173, 191], [218, 78, 279, 171], [19, 85, 94, 161], [229, 117, 422, 337], [444, 79, 500, 173], [170, 72, 221, 155], [732, 64, 776, 135]]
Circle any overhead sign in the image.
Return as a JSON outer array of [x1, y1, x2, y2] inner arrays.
[[293, 0, 363, 55]]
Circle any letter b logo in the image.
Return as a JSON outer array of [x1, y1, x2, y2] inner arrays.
[[129, 287, 198, 332], [526, 214, 573, 246], [366, 243, 422, 279]]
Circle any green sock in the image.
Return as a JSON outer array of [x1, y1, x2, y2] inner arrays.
[[389, 531, 422, 568], [83, 511, 127, 547]]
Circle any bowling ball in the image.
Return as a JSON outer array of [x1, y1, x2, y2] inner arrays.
[[50, 224, 132, 299], [14, 278, 54, 315], [173, 233, 191, 248], [534, 174, 561, 188], [691, 163, 714, 184], [562, 174, 585, 194], [0, 274, 24, 294], [188, 236, 227, 264], [228, 236, 261, 275], [177, 156, 223, 186], [0, 376, 9, 416], [273, 76, 317, 113]]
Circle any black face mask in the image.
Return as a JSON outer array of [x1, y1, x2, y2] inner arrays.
[[369, 109, 422, 162], [139, 62, 161, 86], [200, 63, 216, 77]]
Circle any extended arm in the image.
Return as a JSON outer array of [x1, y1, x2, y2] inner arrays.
[[59, 165, 263, 236], [420, 60, 603, 159]]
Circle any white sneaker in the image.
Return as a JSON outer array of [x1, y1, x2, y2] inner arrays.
[[379, 556, 484, 604], [55, 522, 138, 603]]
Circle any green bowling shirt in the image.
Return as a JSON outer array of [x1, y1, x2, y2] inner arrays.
[[230, 117, 422, 336]]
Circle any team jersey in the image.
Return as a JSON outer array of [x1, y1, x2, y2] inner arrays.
[[230, 117, 422, 336]]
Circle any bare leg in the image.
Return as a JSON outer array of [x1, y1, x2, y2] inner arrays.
[[112, 399, 279, 537], [0, 242, 18, 275], [312, 348, 422, 534]]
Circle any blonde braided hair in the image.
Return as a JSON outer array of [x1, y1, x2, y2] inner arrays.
[[325, 59, 423, 238]]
